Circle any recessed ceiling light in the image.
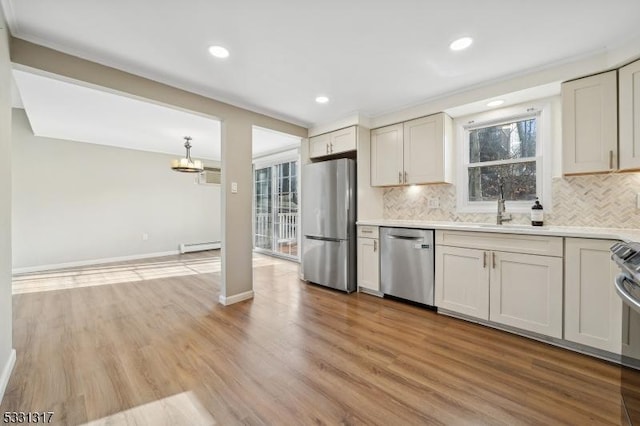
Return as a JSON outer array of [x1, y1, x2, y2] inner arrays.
[[315, 96, 329, 104], [487, 99, 505, 107], [449, 37, 473, 51], [208, 45, 229, 58]]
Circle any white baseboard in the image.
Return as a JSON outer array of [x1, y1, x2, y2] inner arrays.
[[358, 287, 384, 298], [0, 349, 16, 404], [12, 250, 180, 275], [219, 290, 254, 306]]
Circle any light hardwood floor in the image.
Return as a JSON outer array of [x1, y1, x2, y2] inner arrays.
[[2, 251, 624, 425]]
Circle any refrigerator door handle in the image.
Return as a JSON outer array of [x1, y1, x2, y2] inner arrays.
[[346, 207, 350, 237], [306, 235, 341, 242]]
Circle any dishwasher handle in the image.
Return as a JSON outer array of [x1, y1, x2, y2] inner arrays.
[[387, 235, 422, 240]]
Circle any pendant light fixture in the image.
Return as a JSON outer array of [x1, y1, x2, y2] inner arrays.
[[171, 136, 204, 173]]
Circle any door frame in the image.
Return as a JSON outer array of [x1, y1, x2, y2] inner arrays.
[[252, 149, 301, 261]]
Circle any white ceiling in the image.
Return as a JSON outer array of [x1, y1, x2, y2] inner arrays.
[[13, 70, 301, 160], [3, 1, 640, 128]]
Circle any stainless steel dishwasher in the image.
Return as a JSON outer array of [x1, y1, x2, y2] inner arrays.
[[380, 227, 434, 306]]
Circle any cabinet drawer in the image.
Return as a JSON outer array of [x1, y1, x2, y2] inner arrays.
[[436, 230, 563, 257], [358, 225, 379, 238]]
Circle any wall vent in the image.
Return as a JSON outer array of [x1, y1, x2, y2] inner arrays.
[[197, 167, 221, 185]]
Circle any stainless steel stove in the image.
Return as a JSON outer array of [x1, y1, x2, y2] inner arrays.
[[612, 241, 640, 425]]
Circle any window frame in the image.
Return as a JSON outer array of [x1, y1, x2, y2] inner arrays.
[[455, 101, 552, 214]]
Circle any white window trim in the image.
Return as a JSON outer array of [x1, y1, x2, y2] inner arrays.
[[253, 147, 299, 169], [455, 101, 552, 214]]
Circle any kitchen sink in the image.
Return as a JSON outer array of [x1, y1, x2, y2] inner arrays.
[[476, 224, 534, 230]]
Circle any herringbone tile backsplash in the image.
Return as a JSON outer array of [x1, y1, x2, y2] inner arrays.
[[383, 173, 640, 229]]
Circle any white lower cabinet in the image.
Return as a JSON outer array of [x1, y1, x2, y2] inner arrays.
[[435, 245, 489, 320], [357, 226, 380, 293], [565, 238, 621, 354], [435, 230, 563, 339], [490, 251, 563, 338]]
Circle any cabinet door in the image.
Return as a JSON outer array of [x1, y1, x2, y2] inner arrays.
[[330, 126, 357, 155], [562, 71, 618, 174], [309, 133, 330, 158], [435, 245, 489, 320], [490, 252, 563, 338], [565, 238, 621, 353], [620, 59, 640, 171], [357, 237, 380, 292], [371, 124, 404, 186], [403, 114, 448, 184]]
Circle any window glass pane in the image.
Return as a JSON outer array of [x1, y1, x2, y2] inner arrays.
[[468, 161, 537, 201], [253, 159, 299, 259], [469, 118, 536, 163]]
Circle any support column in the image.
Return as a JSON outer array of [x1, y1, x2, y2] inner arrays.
[[219, 118, 254, 305]]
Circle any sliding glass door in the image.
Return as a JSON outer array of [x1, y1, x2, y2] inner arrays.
[[254, 166, 273, 251], [253, 157, 299, 260]]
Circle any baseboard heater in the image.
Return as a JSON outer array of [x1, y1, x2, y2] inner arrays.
[[179, 241, 221, 254]]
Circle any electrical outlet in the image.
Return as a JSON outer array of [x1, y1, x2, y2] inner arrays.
[[427, 198, 440, 209], [142, 233, 149, 241]]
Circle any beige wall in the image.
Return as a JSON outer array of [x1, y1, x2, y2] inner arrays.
[[11, 109, 222, 270], [9, 38, 307, 301], [0, 8, 14, 400]]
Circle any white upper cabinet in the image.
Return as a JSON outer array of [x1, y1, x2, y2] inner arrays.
[[620, 59, 640, 171], [562, 70, 618, 175], [309, 132, 332, 158], [371, 113, 452, 186], [371, 123, 404, 186], [403, 114, 452, 185], [330, 126, 357, 154], [309, 126, 357, 159]]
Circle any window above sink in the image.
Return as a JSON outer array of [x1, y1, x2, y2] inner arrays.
[[455, 100, 553, 214]]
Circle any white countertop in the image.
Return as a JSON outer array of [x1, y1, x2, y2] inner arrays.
[[356, 219, 640, 242]]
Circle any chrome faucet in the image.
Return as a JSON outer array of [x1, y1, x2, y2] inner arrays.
[[497, 178, 512, 225]]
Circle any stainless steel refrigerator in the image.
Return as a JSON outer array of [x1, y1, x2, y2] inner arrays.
[[301, 158, 356, 293]]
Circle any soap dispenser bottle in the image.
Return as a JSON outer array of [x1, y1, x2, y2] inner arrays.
[[531, 197, 544, 226]]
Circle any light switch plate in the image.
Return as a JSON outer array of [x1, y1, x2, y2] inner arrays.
[[427, 198, 440, 208], [231, 182, 238, 193]]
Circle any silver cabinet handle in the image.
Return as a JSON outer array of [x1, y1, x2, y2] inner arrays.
[[609, 150, 614, 169], [404, 171, 408, 183], [398, 171, 402, 184], [492, 252, 496, 269], [326, 144, 329, 154], [483, 251, 487, 268], [361, 229, 373, 234], [329, 142, 333, 153], [373, 240, 377, 252]]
